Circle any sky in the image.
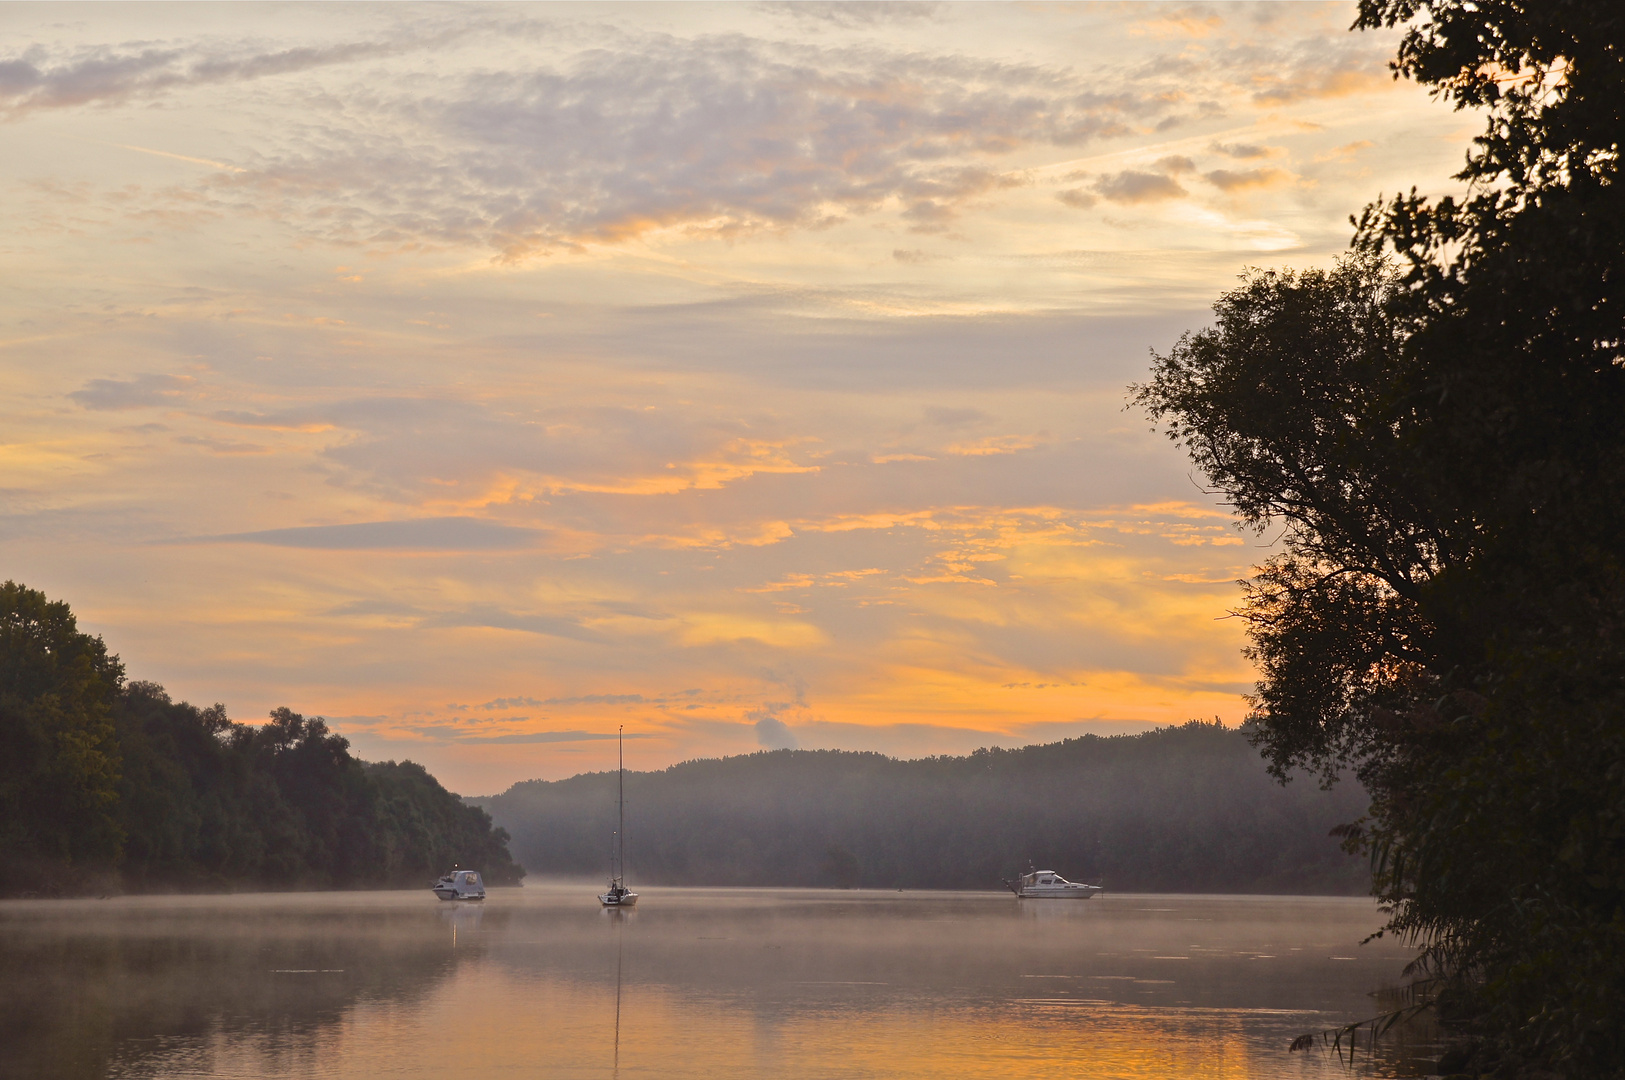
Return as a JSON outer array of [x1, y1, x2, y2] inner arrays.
[[0, 2, 1474, 794]]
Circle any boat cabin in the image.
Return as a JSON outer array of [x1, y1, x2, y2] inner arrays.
[[432, 869, 485, 901]]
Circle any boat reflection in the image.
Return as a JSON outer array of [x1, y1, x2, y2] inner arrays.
[[613, 910, 625, 1079]]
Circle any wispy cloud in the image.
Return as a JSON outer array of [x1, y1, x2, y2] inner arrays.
[[10, 8, 1404, 268], [196, 517, 547, 551], [418, 607, 610, 644], [69, 373, 196, 410], [1209, 141, 1281, 160], [1247, 44, 1391, 106], [1315, 139, 1374, 162], [1092, 170, 1188, 204], [0, 27, 475, 120], [758, 2, 946, 29], [451, 729, 640, 745], [1203, 167, 1295, 192], [387, 723, 659, 745], [204, 396, 819, 502], [158, 34, 1189, 256]]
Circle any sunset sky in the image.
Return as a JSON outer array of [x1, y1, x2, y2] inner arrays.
[[0, 2, 1473, 793]]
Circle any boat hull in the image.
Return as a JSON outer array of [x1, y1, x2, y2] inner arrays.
[[1003, 869, 1102, 899], [599, 892, 638, 907], [1015, 885, 1101, 899]]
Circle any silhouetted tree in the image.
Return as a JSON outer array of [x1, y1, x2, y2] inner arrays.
[[1135, 3, 1625, 1073]]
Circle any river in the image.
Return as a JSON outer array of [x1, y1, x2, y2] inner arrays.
[[0, 886, 1437, 1079]]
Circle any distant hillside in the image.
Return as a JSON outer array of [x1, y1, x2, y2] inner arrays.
[[479, 721, 1369, 894]]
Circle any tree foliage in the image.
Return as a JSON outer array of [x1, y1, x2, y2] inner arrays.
[[1135, 3, 1624, 1074], [0, 580, 125, 871], [115, 686, 522, 891], [0, 581, 523, 895], [483, 721, 1368, 894]]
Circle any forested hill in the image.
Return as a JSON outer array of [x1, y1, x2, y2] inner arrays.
[[480, 722, 1369, 894], [0, 581, 522, 896]]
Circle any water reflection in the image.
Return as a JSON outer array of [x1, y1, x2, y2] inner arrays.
[[609, 908, 626, 1079], [0, 888, 1435, 1079]]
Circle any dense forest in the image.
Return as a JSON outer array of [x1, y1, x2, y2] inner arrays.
[[0, 581, 523, 896], [480, 721, 1369, 894]]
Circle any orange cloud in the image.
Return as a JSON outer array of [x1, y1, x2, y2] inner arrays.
[[946, 435, 1038, 456], [1203, 167, 1295, 192], [1250, 66, 1388, 106], [1129, 9, 1224, 39], [1314, 139, 1374, 162]]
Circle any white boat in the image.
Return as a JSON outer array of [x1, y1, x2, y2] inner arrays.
[[1003, 867, 1102, 899], [432, 868, 485, 901], [599, 726, 639, 908]]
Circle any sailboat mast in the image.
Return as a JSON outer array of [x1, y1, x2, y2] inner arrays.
[[617, 725, 624, 884]]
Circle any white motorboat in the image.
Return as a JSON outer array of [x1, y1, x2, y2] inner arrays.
[[599, 726, 639, 908], [1003, 867, 1102, 899], [432, 868, 485, 901]]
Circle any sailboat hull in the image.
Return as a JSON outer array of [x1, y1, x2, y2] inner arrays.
[[599, 892, 638, 907]]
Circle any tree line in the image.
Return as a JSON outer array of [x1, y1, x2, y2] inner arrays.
[[1131, 3, 1624, 1074], [480, 720, 1370, 894], [0, 581, 523, 896]]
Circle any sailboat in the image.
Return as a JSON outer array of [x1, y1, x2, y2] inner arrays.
[[599, 726, 638, 907]]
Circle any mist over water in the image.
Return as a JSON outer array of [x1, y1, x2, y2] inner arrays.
[[1, 887, 1435, 1079]]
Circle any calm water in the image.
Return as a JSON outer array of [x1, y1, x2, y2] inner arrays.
[[0, 886, 1436, 1080]]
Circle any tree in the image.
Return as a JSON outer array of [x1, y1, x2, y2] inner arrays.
[[0, 581, 125, 873], [367, 760, 525, 886], [1, 582, 525, 895], [1134, 3, 1624, 1074]]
